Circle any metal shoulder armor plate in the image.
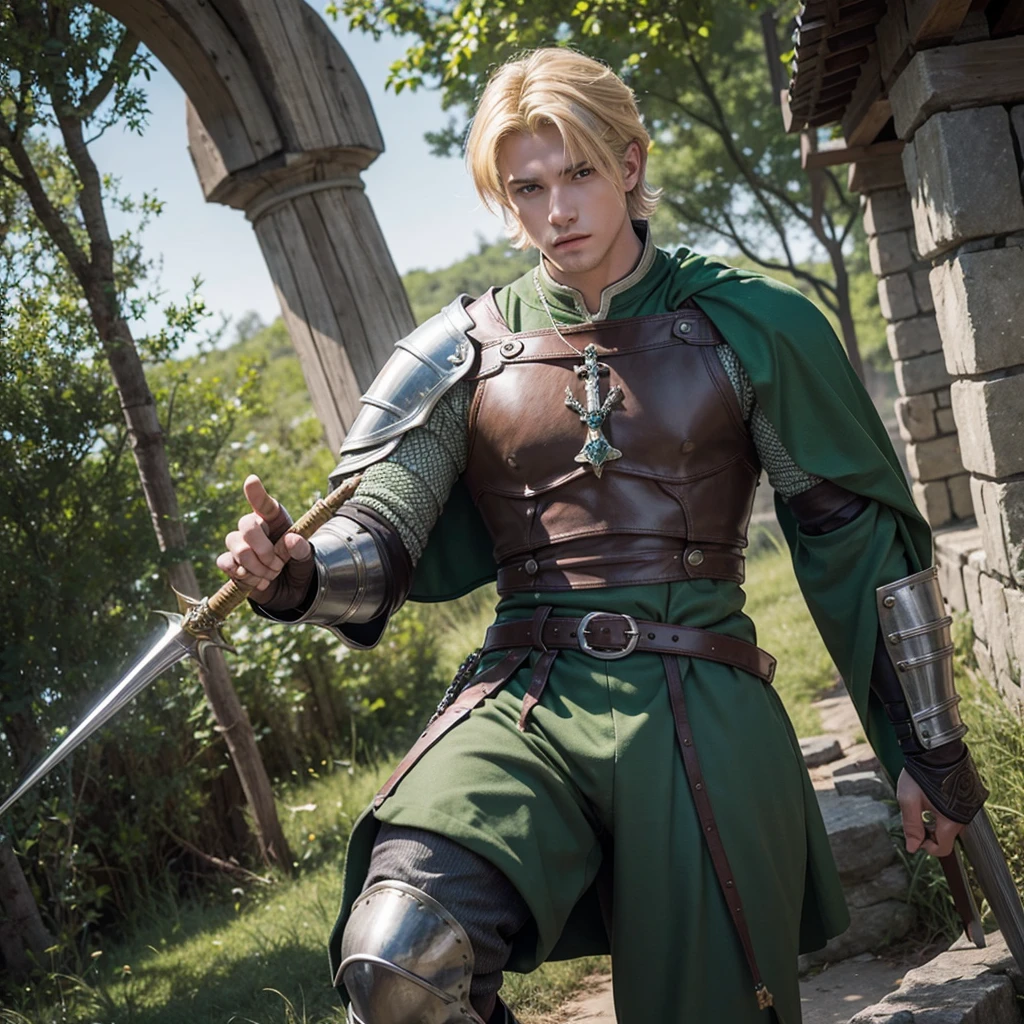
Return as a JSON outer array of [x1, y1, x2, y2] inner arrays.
[[329, 295, 477, 486]]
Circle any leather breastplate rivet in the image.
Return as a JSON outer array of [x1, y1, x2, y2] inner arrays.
[[500, 339, 524, 359], [687, 549, 705, 566], [524, 559, 539, 575], [674, 319, 693, 336]]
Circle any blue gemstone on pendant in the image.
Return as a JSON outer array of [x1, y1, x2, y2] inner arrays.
[[585, 438, 611, 464], [586, 411, 604, 429]]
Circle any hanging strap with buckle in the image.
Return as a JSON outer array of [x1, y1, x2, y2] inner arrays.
[[663, 653, 774, 1011]]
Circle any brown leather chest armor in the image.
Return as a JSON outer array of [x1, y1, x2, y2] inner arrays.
[[463, 291, 761, 594]]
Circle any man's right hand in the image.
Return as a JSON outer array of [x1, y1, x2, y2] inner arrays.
[[216, 475, 315, 607]]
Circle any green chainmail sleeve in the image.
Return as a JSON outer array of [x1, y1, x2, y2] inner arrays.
[[350, 381, 473, 564], [715, 345, 823, 500]]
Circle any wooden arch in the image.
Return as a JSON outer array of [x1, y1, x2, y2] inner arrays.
[[94, 0, 416, 453]]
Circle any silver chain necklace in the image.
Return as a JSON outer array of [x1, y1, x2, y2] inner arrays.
[[532, 267, 590, 356]]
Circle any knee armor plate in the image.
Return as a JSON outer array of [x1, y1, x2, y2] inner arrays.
[[338, 880, 485, 1024]]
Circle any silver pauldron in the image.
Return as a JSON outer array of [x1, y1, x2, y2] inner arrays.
[[338, 880, 484, 1024], [328, 295, 477, 488], [877, 565, 966, 751], [257, 515, 388, 630]]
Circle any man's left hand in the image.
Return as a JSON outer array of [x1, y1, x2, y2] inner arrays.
[[897, 769, 964, 857]]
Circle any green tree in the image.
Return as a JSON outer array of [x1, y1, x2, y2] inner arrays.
[[0, 138, 287, 970], [330, 0, 867, 378], [403, 235, 536, 324], [0, 1, 290, 879]]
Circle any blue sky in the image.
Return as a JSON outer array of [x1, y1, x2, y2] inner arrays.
[[89, 15, 504, 342]]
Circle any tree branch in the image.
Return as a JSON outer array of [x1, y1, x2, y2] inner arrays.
[[52, 105, 116, 284], [666, 194, 838, 309], [0, 122, 91, 280], [0, 161, 26, 187], [78, 29, 140, 122], [159, 825, 273, 885]]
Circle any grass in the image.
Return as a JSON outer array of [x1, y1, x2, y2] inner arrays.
[[7, 760, 606, 1024], [10, 545, 836, 1024], [744, 541, 837, 736]]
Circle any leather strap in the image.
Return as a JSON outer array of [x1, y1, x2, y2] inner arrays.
[[483, 615, 776, 684], [372, 647, 531, 809], [662, 654, 774, 1012]]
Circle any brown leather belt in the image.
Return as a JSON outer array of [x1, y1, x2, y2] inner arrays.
[[482, 612, 776, 684]]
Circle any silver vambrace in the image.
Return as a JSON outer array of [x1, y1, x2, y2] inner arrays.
[[255, 514, 388, 630], [338, 881, 486, 1024], [877, 565, 966, 751]]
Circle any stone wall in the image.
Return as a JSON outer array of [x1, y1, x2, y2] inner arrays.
[[861, 182, 971, 527], [882, 28, 1024, 701]]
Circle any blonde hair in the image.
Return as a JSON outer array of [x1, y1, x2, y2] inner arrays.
[[466, 48, 661, 249]]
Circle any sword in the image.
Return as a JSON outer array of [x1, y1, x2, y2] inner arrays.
[[960, 807, 1024, 971], [0, 473, 362, 821]]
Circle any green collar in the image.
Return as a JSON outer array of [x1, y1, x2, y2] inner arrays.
[[534, 220, 659, 324]]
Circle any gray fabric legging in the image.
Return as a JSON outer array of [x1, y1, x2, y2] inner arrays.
[[363, 822, 532, 1015]]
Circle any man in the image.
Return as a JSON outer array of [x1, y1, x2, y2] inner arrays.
[[218, 48, 987, 1024]]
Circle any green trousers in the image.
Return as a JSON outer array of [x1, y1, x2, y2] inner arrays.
[[331, 584, 849, 1023]]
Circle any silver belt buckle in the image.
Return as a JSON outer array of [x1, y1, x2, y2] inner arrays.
[[577, 612, 640, 660]]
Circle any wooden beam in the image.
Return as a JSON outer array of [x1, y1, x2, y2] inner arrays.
[[824, 45, 872, 73], [906, 0, 973, 40], [848, 152, 907, 192], [803, 137, 904, 169], [877, 0, 914, 85], [989, 0, 1024, 34], [841, 49, 892, 145]]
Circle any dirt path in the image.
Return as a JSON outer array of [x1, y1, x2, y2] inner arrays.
[[540, 953, 905, 1023]]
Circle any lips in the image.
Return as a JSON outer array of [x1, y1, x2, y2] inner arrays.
[[554, 234, 589, 248]]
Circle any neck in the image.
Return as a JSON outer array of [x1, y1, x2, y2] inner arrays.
[[543, 216, 643, 314]]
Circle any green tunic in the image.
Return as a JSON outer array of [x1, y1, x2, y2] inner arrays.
[[329, 236, 930, 1024]]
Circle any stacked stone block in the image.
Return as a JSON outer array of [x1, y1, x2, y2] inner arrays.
[[886, 33, 1024, 701], [861, 184, 970, 528]]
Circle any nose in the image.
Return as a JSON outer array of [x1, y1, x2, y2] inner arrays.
[[548, 184, 576, 228]]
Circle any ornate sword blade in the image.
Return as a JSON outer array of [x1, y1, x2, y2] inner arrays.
[[0, 615, 197, 819], [960, 807, 1024, 971]]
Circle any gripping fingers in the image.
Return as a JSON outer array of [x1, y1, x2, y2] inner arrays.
[[224, 527, 285, 590], [897, 770, 962, 857]]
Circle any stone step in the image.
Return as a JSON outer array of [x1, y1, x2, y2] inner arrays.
[[847, 931, 1024, 1023], [816, 790, 898, 883], [801, 734, 845, 767]]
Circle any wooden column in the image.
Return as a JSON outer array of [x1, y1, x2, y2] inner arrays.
[[99, 0, 415, 451]]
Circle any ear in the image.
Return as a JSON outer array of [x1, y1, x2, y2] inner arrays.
[[622, 139, 645, 192]]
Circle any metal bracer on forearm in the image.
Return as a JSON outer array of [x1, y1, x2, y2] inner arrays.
[[252, 504, 412, 649], [877, 566, 965, 751], [876, 566, 987, 824]]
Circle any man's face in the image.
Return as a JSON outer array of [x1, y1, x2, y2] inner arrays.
[[497, 123, 639, 277]]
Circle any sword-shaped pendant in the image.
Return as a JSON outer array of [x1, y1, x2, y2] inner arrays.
[[564, 344, 623, 478]]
